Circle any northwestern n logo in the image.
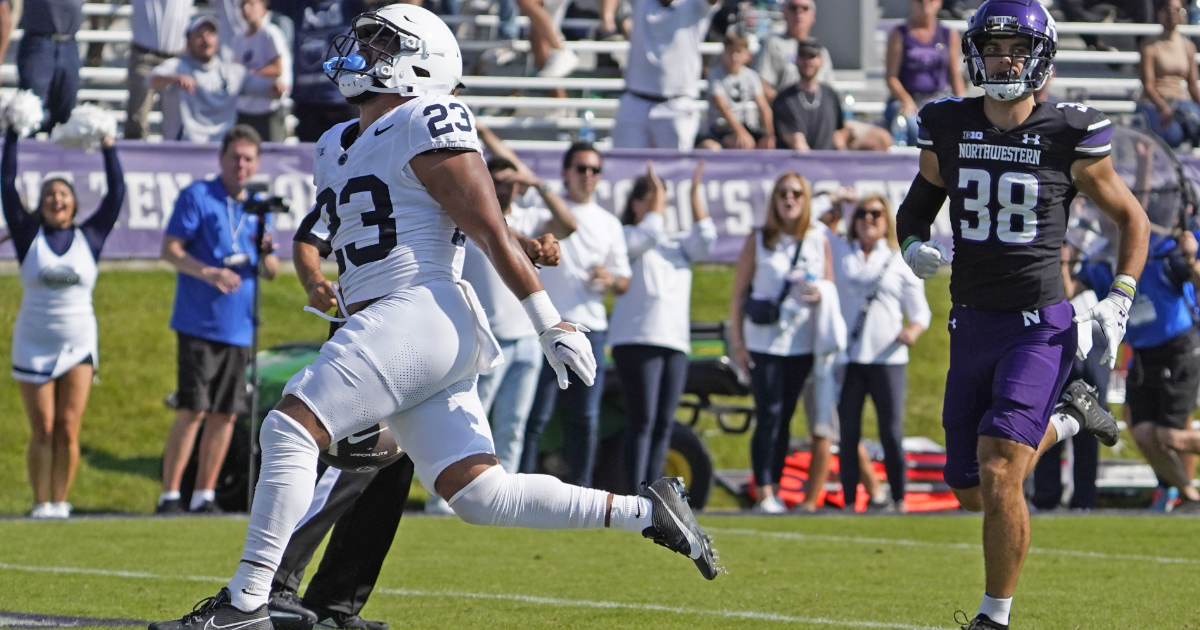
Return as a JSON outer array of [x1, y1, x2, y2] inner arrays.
[[1022, 311, 1041, 326]]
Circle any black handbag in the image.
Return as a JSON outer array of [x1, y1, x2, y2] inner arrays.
[[742, 236, 805, 325]]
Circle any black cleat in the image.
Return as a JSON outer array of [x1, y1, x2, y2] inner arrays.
[[1056, 380, 1120, 447], [639, 477, 725, 580], [269, 589, 317, 630], [148, 588, 270, 630], [191, 500, 224, 515], [156, 499, 185, 515], [1172, 498, 1200, 515], [311, 609, 388, 630], [955, 611, 1008, 629]]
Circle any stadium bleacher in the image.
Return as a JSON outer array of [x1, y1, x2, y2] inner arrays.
[[10, 2, 1195, 146]]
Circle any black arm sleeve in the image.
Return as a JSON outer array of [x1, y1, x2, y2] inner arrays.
[[1, 128, 37, 262], [895, 173, 947, 248], [80, 144, 126, 261], [293, 206, 333, 259]]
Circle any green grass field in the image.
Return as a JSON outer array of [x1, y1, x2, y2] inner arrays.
[[1, 513, 1197, 629]]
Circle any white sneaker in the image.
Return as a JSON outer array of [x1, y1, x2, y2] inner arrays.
[[29, 503, 55, 519], [484, 47, 519, 67], [425, 495, 455, 515], [537, 47, 579, 78], [51, 502, 71, 518], [756, 495, 787, 514]]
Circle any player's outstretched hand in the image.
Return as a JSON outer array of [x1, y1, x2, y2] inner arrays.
[[539, 322, 597, 388], [1073, 275, 1135, 368], [901, 239, 947, 279]]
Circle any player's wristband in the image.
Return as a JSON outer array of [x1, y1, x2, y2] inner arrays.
[[901, 237, 921, 254], [521, 290, 561, 334], [1110, 274, 1136, 301]]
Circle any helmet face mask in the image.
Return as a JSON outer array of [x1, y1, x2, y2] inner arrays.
[[962, 0, 1056, 102], [324, 5, 462, 101]]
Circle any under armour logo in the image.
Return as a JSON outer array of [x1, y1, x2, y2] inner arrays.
[[948, 318, 956, 330], [1022, 134, 1041, 145], [1022, 311, 1041, 326], [316, 147, 325, 157]]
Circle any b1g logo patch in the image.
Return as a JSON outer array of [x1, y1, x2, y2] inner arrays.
[[963, 131, 983, 140]]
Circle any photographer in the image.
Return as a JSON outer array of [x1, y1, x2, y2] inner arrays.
[[157, 125, 279, 514]]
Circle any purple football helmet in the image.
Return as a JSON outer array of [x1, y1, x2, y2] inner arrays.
[[961, 0, 1057, 102]]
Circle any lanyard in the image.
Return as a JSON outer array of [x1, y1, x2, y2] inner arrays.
[[226, 195, 247, 253]]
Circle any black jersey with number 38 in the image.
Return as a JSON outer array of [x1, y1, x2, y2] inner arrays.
[[916, 96, 1113, 312]]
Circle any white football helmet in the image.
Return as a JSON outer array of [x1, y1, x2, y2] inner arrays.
[[324, 4, 462, 99]]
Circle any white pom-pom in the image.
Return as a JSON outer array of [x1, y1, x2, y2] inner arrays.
[[51, 104, 117, 152], [5, 90, 45, 138]]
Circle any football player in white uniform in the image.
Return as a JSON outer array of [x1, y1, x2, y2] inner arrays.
[[149, 6, 721, 630]]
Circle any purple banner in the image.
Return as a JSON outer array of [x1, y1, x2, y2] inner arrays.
[[0, 142, 932, 263]]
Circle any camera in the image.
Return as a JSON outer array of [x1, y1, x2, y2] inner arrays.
[[243, 182, 289, 215]]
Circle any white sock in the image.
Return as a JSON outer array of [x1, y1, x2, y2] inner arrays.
[[608, 494, 654, 533], [189, 489, 216, 511], [1048, 412, 1080, 444], [978, 593, 1012, 626], [447, 465, 612, 529], [226, 410, 320, 612], [158, 491, 181, 505]]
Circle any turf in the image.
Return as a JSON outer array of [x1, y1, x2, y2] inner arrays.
[[0, 513, 1195, 630]]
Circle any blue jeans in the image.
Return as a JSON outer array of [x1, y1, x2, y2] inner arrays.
[[749, 352, 814, 486], [613, 344, 689, 494], [476, 335, 542, 474], [17, 35, 81, 131], [521, 329, 608, 487], [495, 0, 520, 40], [1135, 100, 1200, 148]]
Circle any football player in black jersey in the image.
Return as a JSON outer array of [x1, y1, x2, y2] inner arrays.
[[894, 1, 1150, 628]]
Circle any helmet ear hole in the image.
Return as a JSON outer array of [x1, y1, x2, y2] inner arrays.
[[413, 66, 430, 78]]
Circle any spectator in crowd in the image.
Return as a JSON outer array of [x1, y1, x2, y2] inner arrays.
[[750, 0, 830, 103], [833, 195, 930, 513], [518, 0, 580, 79], [884, 0, 965, 147], [698, 32, 774, 150], [274, 0, 368, 142], [157, 125, 279, 514], [610, 0, 719, 150], [730, 172, 835, 513], [149, 16, 284, 142], [522, 143, 631, 487], [4, 122, 124, 519], [233, 0, 293, 142], [773, 38, 844, 151], [126, 0, 195, 140], [16, 0, 83, 131], [1137, 0, 1200, 149], [610, 161, 716, 494]]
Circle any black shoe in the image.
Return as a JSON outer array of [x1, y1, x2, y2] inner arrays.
[[955, 611, 1008, 630], [1172, 498, 1200, 515], [639, 477, 725, 580], [311, 609, 388, 630], [148, 588, 271, 630], [269, 589, 317, 630], [1056, 380, 1119, 447], [156, 499, 185, 515], [191, 500, 223, 514]]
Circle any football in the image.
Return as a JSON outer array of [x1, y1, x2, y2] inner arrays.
[[319, 422, 405, 472]]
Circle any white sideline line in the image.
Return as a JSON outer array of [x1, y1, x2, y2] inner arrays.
[[0, 562, 945, 629], [706, 527, 1200, 565], [375, 588, 945, 629]]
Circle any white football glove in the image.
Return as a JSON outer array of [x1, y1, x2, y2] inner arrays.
[[902, 238, 948, 280], [1073, 275, 1135, 368], [539, 323, 597, 388]]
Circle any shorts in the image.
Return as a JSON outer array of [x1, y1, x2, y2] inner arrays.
[[176, 332, 250, 415], [704, 125, 766, 147], [283, 279, 501, 493], [941, 300, 1077, 489], [1127, 329, 1200, 429]]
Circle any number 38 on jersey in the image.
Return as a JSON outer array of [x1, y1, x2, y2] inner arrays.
[[957, 167, 1040, 245]]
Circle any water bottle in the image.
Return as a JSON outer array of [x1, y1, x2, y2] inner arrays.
[[578, 109, 596, 144], [842, 92, 855, 122], [890, 114, 908, 147]]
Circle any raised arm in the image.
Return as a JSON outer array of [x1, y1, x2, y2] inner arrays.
[[682, 161, 717, 262], [1, 128, 37, 261], [80, 137, 126, 260]]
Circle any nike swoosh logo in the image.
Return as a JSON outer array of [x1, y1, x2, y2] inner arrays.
[[347, 427, 384, 444], [374, 124, 394, 136], [553, 341, 576, 357], [650, 487, 704, 560], [204, 617, 264, 630]]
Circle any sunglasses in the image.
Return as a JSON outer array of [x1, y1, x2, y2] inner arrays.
[[784, 3, 812, 12], [777, 188, 805, 199], [855, 209, 884, 220], [573, 165, 602, 175]]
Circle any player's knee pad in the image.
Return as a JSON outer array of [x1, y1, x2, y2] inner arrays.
[[243, 410, 321, 568], [446, 465, 607, 529]]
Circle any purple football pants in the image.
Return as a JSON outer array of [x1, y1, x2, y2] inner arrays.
[[941, 300, 1077, 490]]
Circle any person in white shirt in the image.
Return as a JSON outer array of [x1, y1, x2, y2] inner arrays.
[[834, 194, 930, 513], [610, 161, 716, 494], [609, 0, 719, 150], [126, 0, 195, 139], [729, 172, 834, 514], [232, 0, 292, 142], [521, 143, 632, 488]]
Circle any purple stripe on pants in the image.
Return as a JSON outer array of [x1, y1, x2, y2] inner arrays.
[[941, 300, 1077, 490]]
